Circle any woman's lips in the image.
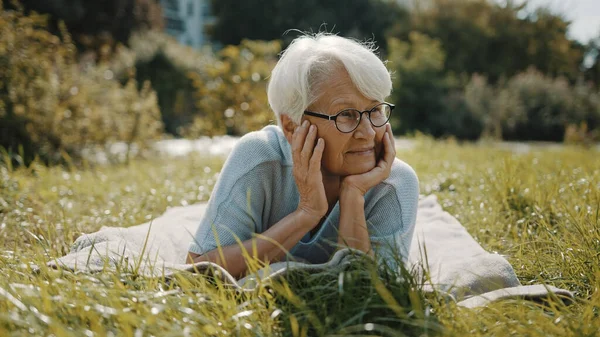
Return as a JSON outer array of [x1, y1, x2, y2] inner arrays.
[[347, 148, 374, 155]]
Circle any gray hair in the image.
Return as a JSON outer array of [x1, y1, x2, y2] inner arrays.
[[267, 33, 392, 125]]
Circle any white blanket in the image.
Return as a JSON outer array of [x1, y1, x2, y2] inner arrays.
[[48, 195, 572, 308]]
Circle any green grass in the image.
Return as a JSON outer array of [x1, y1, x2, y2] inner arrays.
[[1, 137, 599, 336]]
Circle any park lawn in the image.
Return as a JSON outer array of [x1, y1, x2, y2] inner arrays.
[[0, 137, 599, 336]]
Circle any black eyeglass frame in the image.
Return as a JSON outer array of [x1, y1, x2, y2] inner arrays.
[[303, 102, 395, 133]]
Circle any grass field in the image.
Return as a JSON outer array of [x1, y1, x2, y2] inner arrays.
[[1, 137, 599, 336]]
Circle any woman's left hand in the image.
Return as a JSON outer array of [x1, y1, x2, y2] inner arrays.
[[341, 124, 396, 196]]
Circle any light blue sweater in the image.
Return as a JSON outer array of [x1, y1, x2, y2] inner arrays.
[[188, 125, 419, 267]]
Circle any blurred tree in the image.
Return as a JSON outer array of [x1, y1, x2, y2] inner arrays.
[[208, 0, 408, 52], [184, 40, 281, 137], [583, 32, 600, 86], [464, 74, 524, 140], [502, 68, 582, 141], [522, 8, 584, 81], [461, 70, 600, 142], [399, 0, 584, 83], [6, 0, 163, 56], [387, 33, 483, 139], [0, 5, 163, 165], [571, 80, 600, 134], [124, 31, 215, 135]]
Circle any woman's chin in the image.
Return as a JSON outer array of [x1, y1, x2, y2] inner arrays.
[[323, 156, 377, 177], [343, 160, 376, 176]]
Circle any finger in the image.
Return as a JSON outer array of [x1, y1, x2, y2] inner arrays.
[[309, 138, 324, 173], [291, 126, 302, 165], [387, 124, 397, 157], [380, 128, 395, 169], [291, 121, 309, 162], [300, 124, 317, 163]]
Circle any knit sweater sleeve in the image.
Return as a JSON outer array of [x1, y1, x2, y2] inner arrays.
[[187, 130, 282, 256], [365, 159, 419, 270]]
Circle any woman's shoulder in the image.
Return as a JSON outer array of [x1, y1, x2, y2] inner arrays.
[[380, 158, 419, 198], [226, 125, 293, 169], [211, 126, 293, 200], [389, 159, 418, 186]]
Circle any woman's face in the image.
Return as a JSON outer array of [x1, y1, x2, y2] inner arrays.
[[302, 68, 387, 177]]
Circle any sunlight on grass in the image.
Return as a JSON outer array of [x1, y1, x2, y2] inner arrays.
[[1, 137, 599, 336]]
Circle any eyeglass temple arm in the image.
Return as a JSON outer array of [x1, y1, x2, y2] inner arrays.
[[303, 111, 335, 121]]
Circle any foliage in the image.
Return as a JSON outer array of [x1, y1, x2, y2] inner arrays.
[[1, 140, 599, 335], [183, 40, 280, 137], [111, 32, 276, 137], [463, 70, 600, 141], [464, 74, 525, 140], [571, 80, 600, 132], [209, 0, 407, 52], [401, 0, 584, 82], [7, 0, 164, 57], [0, 5, 163, 165], [123, 31, 216, 135], [584, 38, 600, 86], [503, 69, 586, 141], [564, 122, 599, 146], [387, 33, 483, 140], [275, 256, 442, 336]]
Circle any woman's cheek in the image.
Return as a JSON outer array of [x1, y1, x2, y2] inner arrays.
[[321, 145, 339, 173], [375, 132, 385, 160]]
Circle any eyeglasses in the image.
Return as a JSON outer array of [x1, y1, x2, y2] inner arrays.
[[303, 102, 394, 133]]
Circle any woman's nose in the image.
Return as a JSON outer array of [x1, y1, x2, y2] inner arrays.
[[353, 114, 376, 139]]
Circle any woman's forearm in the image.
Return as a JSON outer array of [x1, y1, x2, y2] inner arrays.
[[338, 187, 372, 255], [186, 210, 320, 278]]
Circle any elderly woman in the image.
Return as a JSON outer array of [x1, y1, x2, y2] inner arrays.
[[186, 33, 419, 278]]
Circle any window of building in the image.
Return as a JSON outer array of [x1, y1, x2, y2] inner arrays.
[[201, 1, 212, 17], [163, 0, 179, 12], [166, 17, 185, 32], [187, 1, 194, 17]]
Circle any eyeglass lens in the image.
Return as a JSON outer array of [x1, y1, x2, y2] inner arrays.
[[336, 104, 392, 132]]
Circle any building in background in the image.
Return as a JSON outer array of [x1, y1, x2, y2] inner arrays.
[[396, 0, 432, 10], [161, 0, 214, 48]]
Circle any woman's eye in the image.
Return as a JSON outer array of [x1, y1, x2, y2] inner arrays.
[[339, 110, 357, 119]]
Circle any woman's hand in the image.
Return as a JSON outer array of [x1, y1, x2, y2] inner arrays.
[[341, 123, 396, 196], [336, 124, 395, 255], [292, 120, 328, 221]]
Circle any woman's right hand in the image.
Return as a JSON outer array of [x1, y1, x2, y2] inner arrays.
[[291, 120, 328, 223]]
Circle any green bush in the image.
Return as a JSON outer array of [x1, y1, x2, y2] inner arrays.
[[571, 81, 600, 132], [502, 68, 576, 141], [123, 31, 216, 136], [0, 6, 163, 165], [7, 0, 164, 58], [464, 74, 525, 140], [183, 40, 280, 137], [387, 33, 483, 140], [114, 32, 278, 138], [463, 70, 600, 142]]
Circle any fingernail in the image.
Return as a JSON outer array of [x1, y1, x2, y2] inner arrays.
[[309, 125, 315, 132], [303, 120, 309, 127]]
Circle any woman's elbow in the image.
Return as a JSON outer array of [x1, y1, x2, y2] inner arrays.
[[186, 251, 202, 264]]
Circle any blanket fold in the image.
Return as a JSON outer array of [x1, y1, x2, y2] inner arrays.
[[48, 195, 573, 308]]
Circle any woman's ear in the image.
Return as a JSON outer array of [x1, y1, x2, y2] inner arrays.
[[280, 114, 298, 143]]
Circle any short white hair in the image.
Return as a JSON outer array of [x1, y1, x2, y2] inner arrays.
[[267, 33, 392, 125]]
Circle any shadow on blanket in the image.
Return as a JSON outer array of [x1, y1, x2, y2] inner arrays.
[[46, 195, 573, 308]]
